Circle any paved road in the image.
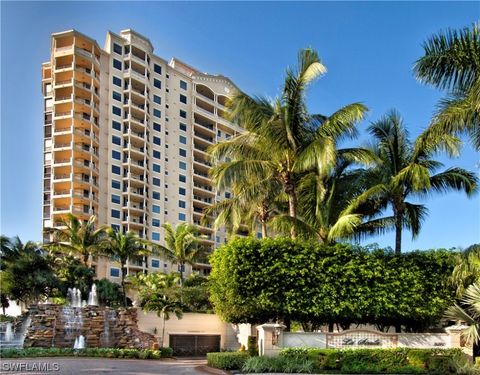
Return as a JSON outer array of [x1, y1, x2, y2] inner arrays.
[[0, 358, 210, 375]]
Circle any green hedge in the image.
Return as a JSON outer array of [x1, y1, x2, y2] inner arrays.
[[242, 356, 315, 373], [279, 347, 473, 374], [206, 352, 249, 370], [0, 347, 173, 359]]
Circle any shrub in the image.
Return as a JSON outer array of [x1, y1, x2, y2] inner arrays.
[[247, 336, 258, 357], [242, 356, 315, 373], [0, 347, 172, 359], [207, 352, 249, 370]]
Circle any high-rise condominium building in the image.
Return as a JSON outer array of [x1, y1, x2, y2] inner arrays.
[[41, 28, 243, 281]]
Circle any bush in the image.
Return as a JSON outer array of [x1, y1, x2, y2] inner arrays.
[[242, 356, 315, 373], [247, 336, 258, 357], [207, 352, 249, 370], [0, 347, 172, 359]]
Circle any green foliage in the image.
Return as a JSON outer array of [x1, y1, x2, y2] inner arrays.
[[178, 275, 213, 312], [54, 255, 94, 300], [247, 335, 258, 357], [95, 278, 124, 307], [206, 352, 250, 370], [0, 347, 173, 359], [242, 356, 315, 373], [0, 314, 15, 323], [280, 347, 469, 374], [1, 237, 59, 305], [209, 237, 455, 330]]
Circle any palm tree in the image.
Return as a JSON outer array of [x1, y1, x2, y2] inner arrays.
[[451, 244, 480, 297], [414, 23, 480, 150], [156, 223, 203, 285], [445, 282, 480, 357], [134, 272, 184, 347], [103, 229, 155, 307], [44, 214, 107, 265], [342, 110, 478, 254], [209, 48, 367, 238]]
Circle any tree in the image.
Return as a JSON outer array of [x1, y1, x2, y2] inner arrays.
[[451, 244, 480, 297], [1, 237, 59, 305], [156, 223, 203, 285], [445, 282, 480, 358], [414, 23, 480, 150], [341, 110, 478, 253], [53, 255, 95, 300], [95, 278, 124, 307], [209, 237, 455, 332], [103, 229, 155, 307], [209, 49, 367, 239], [132, 272, 184, 347], [44, 214, 108, 265]]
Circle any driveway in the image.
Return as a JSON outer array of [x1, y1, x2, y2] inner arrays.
[[0, 358, 212, 375]]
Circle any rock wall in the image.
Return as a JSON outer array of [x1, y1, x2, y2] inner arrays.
[[24, 305, 158, 349]]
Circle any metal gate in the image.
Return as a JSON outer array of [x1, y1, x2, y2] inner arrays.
[[169, 334, 221, 356]]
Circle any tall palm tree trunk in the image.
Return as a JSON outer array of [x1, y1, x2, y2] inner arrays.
[[281, 171, 298, 239], [261, 221, 268, 239], [179, 263, 184, 286], [161, 312, 166, 348], [393, 204, 403, 255], [121, 263, 128, 307]]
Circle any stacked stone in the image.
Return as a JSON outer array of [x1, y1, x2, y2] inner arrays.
[[24, 305, 57, 348]]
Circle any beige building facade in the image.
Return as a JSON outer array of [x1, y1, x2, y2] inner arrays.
[[42, 28, 244, 281]]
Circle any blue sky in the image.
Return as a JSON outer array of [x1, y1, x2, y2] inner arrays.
[[1, 1, 479, 251]]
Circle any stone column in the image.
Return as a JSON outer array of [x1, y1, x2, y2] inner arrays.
[[256, 323, 286, 357], [445, 324, 470, 348]]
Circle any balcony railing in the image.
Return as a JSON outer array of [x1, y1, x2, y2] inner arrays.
[[194, 158, 212, 167], [194, 195, 212, 204], [55, 64, 73, 71], [195, 120, 214, 131], [194, 170, 209, 178], [194, 132, 214, 143], [194, 182, 213, 192]]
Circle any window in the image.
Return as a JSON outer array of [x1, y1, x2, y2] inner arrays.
[[256, 232, 262, 239], [113, 59, 122, 70], [179, 135, 187, 144], [153, 136, 161, 145], [179, 161, 186, 170], [152, 232, 160, 241], [112, 91, 122, 102], [152, 205, 160, 213], [153, 109, 161, 118], [179, 200, 186, 208], [179, 175, 186, 183], [154, 64, 162, 74], [179, 109, 187, 119], [111, 194, 121, 204], [110, 268, 120, 278], [216, 236, 220, 243], [178, 213, 186, 221], [153, 177, 160, 186], [153, 164, 161, 173], [152, 218, 160, 227], [153, 95, 161, 104], [152, 191, 160, 200], [111, 224, 120, 232], [179, 187, 186, 196], [180, 80, 187, 90], [179, 123, 187, 132], [179, 149, 186, 157], [113, 43, 122, 55], [112, 150, 121, 160], [154, 79, 161, 89], [112, 135, 121, 145], [112, 165, 121, 175], [180, 94, 187, 104], [112, 106, 121, 116], [111, 209, 120, 219], [113, 76, 122, 87], [112, 120, 121, 131], [217, 130, 222, 137], [112, 180, 121, 189], [153, 150, 161, 159], [153, 123, 161, 132], [151, 259, 160, 268], [225, 192, 231, 199]]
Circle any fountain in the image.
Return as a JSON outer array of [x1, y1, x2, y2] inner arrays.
[[88, 284, 98, 306], [67, 288, 83, 308], [73, 335, 85, 349], [4, 322, 13, 342], [100, 309, 117, 347]]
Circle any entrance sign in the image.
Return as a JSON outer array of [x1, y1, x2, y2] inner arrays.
[[326, 329, 398, 349]]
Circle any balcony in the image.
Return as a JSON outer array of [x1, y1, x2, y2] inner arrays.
[[194, 157, 212, 168], [194, 132, 214, 144]]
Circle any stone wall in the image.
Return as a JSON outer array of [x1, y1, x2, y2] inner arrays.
[[24, 304, 158, 349]]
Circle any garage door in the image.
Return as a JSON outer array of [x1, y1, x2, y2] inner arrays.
[[169, 334, 221, 356]]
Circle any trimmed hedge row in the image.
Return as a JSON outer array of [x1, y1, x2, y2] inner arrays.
[[207, 348, 480, 374], [206, 352, 250, 370], [0, 347, 173, 359]]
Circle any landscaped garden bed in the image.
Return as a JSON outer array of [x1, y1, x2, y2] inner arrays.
[[0, 347, 173, 359], [207, 348, 480, 374]]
